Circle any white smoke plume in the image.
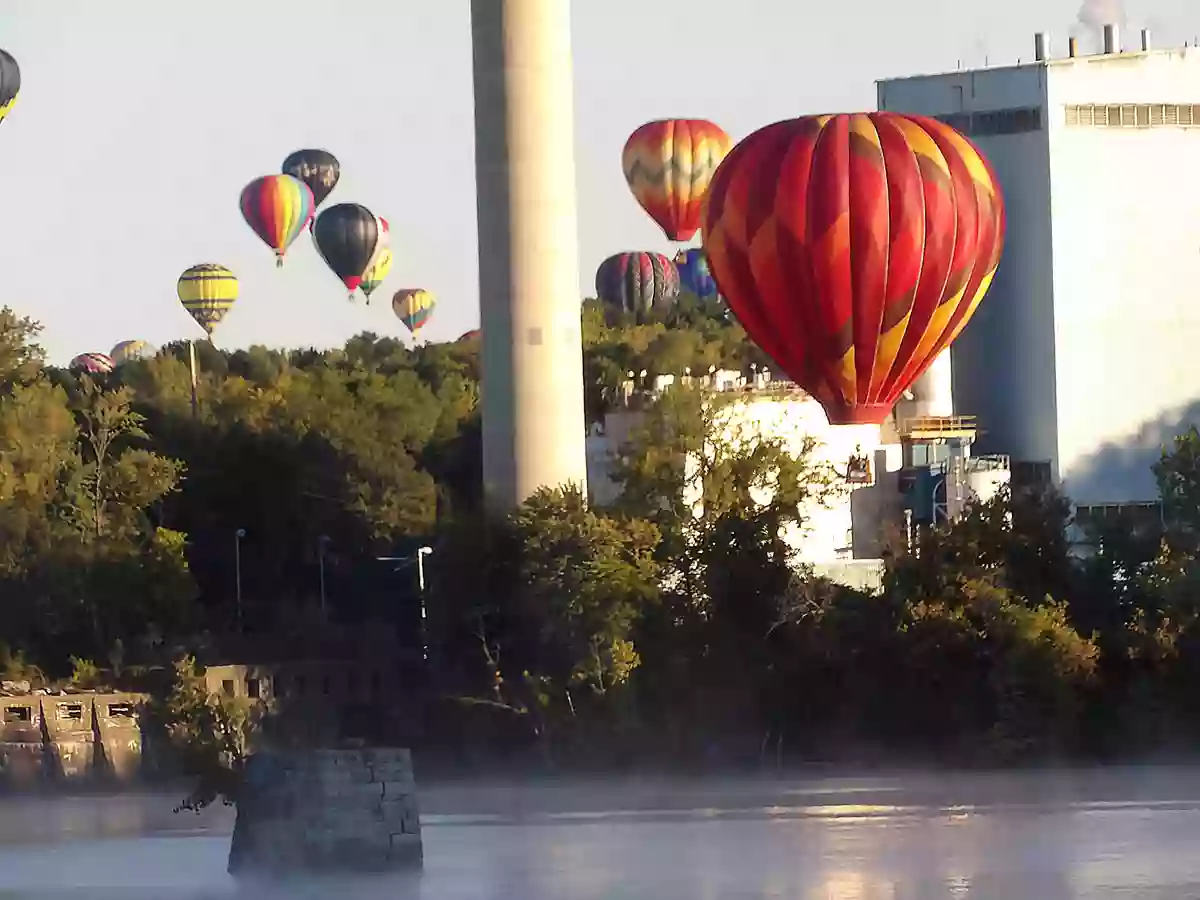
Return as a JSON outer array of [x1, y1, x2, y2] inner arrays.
[[1077, 0, 1126, 31]]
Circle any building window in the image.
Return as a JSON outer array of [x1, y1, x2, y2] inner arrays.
[[108, 703, 135, 719], [1065, 103, 1200, 128], [936, 106, 1043, 136], [221, 679, 235, 697], [246, 678, 260, 699], [3, 705, 31, 724], [57, 703, 83, 721]]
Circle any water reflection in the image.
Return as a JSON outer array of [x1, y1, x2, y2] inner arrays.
[[2, 769, 1200, 898]]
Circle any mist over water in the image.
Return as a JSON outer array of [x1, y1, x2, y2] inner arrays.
[[4, 768, 1200, 898]]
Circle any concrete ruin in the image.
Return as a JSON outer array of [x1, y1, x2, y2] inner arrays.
[[0, 691, 145, 788], [228, 747, 422, 874]]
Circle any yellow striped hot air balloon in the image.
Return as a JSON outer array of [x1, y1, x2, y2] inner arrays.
[[177, 264, 239, 337], [392, 288, 436, 340]]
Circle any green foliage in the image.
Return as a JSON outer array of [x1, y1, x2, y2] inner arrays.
[[146, 656, 264, 811], [8, 298, 1200, 776]]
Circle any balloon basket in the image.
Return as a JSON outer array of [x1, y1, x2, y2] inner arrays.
[[275, 256, 284, 269]]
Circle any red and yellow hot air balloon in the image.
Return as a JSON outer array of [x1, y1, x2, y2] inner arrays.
[[622, 119, 732, 242], [702, 112, 1004, 426], [239, 174, 315, 267]]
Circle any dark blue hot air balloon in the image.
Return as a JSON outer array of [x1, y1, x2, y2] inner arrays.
[[674, 248, 718, 298]]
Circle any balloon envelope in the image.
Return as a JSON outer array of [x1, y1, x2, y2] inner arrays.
[[595, 252, 679, 320], [623, 119, 732, 242], [393, 289, 436, 337], [703, 112, 1005, 425], [312, 203, 380, 294], [360, 247, 394, 300], [177, 264, 239, 336], [110, 340, 157, 364], [674, 248, 718, 298], [281, 149, 340, 208], [239, 174, 314, 265], [0, 49, 19, 125], [70, 352, 114, 375]]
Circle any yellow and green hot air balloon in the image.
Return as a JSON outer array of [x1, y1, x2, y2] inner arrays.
[[360, 247, 393, 303], [392, 288, 436, 341], [178, 264, 239, 337]]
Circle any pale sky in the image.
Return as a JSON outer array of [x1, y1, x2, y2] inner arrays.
[[0, 0, 1191, 362]]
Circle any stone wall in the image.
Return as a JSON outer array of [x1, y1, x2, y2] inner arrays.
[[228, 748, 422, 875], [0, 693, 144, 789]]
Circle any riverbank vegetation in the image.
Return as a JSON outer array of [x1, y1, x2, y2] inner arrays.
[[2, 299, 1199, 777]]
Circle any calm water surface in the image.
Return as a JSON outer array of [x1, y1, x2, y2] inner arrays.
[[2, 767, 1200, 899]]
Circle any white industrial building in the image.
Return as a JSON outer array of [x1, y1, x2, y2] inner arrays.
[[585, 361, 1010, 592], [877, 24, 1200, 525]]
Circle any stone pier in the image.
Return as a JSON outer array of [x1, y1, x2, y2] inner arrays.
[[228, 748, 422, 875]]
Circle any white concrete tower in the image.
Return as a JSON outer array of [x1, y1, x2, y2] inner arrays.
[[471, 0, 588, 510]]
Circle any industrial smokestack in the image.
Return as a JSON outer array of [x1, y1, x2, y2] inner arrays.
[[1141, 28, 1151, 51], [1068, 36, 1079, 57], [1103, 23, 1120, 53], [1034, 32, 1048, 61], [471, 0, 588, 509]]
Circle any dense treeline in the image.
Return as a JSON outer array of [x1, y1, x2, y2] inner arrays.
[[3, 295, 1200, 774]]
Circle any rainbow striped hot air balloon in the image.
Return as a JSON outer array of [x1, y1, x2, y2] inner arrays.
[[110, 340, 157, 365], [392, 289, 436, 340], [70, 352, 114, 375], [622, 119, 732, 243], [239, 174, 315, 267], [702, 112, 1005, 426], [178, 264, 239, 337]]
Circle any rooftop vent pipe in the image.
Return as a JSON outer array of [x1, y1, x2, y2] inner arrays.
[[1034, 32, 1048, 61], [1068, 36, 1079, 58], [1141, 28, 1152, 51], [1104, 23, 1120, 53]]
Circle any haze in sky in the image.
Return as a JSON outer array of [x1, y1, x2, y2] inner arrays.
[[0, 0, 1192, 362]]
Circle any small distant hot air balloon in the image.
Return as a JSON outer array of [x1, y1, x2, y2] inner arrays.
[[313, 203, 382, 298], [110, 340, 157, 365], [456, 328, 480, 343], [0, 49, 20, 126], [177, 264, 239, 337], [674, 248, 718, 298], [703, 112, 1005, 426], [281, 149, 340, 209], [239, 174, 315, 267], [393, 289, 437, 340], [622, 119, 732, 242], [595, 252, 680, 321], [70, 352, 114, 375], [360, 248, 394, 302]]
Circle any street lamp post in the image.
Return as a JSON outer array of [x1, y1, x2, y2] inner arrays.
[[234, 528, 246, 632], [377, 545, 434, 661], [317, 535, 331, 615]]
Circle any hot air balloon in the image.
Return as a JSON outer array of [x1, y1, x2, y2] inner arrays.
[[0, 49, 19, 126], [281, 149, 340, 208], [360, 247, 394, 302], [70, 353, 114, 375], [595, 252, 680, 320], [456, 328, 481, 343], [239, 175, 315, 267], [393, 289, 437, 340], [622, 119, 732, 242], [702, 113, 1005, 426], [674, 248, 718, 298], [177, 264, 239, 336], [110, 340, 158, 365], [312, 203, 381, 298]]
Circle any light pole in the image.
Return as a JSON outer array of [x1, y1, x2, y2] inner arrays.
[[317, 535, 331, 615], [377, 545, 434, 660], [234, 528, 246, 632]]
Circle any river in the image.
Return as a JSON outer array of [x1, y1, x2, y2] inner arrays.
[[2, 767, 1200, 898]]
